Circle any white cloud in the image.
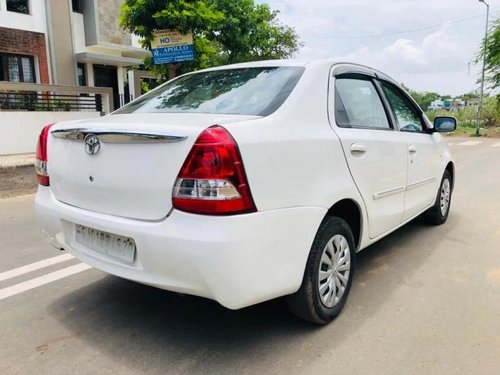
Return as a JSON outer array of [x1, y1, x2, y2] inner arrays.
[[333, 24, 480, 93], [257, 0, 496, 95], [386, 39, 426, 65]]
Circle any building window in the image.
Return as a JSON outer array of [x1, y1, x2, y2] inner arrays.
[[72, 0, 82, 13], [77, 63, 87, 86], [6, 0, 30, 14], [0, 53, 35, 83]]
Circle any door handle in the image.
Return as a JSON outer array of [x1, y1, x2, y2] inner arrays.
[[350, 143, 367, 155], [408, 145, 417, 154]]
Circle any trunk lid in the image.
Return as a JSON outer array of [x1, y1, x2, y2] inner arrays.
[[48, 113, 258, 220]]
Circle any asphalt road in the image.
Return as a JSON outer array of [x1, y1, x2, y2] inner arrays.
[[1, 137, 500, 375]]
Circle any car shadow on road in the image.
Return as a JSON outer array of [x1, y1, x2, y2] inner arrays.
[[47, 213, 459, 374]]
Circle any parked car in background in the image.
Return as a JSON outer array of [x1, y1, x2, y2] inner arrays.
[[35, 60, 456, 324]]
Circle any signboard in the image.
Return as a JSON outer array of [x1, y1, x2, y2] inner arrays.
[[151, 30, 195, 64]]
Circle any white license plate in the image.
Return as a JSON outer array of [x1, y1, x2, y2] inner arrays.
[[75, 224, 136, 264]]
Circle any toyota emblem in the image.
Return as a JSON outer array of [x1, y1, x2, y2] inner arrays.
[[84, 134, 100, 155]]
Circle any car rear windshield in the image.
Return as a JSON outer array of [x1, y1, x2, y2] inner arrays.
[[114, 67, 305, 116]]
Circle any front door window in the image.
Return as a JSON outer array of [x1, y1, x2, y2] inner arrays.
[[380, 81, 424, 133]]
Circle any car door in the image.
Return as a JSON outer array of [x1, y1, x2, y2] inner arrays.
[[330, 72, 407, 239], [378, 80, 441, 221]]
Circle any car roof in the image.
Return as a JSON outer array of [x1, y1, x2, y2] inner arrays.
[[196, 59, 399, 85], [200, 59, 315, 70]]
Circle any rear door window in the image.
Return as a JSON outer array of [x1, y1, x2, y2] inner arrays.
[[114, 67, 304, 116], [334, 77, 391, 130]]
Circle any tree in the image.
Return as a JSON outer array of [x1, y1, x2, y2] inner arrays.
[[478, 18, 500, 89], [210, 0, 301, 64], [481, 97, 499, 127], [412, 92, 441, 111], [120, 0, 301, 80], [401, 84, 440, 110], [461, 91, 480, 101]]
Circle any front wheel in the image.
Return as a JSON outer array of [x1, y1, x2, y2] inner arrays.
[[425, 170, 452, 225], [287, 216, 355, 324]]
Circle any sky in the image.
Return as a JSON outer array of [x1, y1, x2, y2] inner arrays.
[[257, 0, 500, 96]]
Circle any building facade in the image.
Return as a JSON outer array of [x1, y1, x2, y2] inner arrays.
[[429, 99, 444, 111], [429, 98, 470, 112], [0, 0, 50, 84], [0, 0, 149, 109]]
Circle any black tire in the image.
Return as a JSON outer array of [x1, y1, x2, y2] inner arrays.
[[287, 216, 355, 325], [425, 170, 452, 225]]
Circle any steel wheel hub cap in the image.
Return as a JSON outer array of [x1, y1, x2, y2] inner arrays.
[[440, 178, 451, 216], [318, 234, 351, 308]]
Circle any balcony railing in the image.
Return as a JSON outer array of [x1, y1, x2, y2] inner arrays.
[[0, 82, 114, 114]]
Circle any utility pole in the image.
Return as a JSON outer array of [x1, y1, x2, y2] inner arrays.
[[477, 0, 490, 136]]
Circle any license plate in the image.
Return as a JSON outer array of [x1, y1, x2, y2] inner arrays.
[[75, 224, 136, 264]]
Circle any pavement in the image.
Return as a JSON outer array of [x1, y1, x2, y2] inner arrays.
[[0, 137, 500, 374], [0, 153, 35, 169]]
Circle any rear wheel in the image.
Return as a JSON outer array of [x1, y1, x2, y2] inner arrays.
[[425, 170, 452, 225], [287, 216, 355, 324]]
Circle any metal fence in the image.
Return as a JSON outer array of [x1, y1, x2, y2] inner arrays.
[[0, 91, 103, 112], [0, 82, 113, 114]]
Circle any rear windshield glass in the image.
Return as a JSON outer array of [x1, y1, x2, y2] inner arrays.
[[114, 67, 304, 116]]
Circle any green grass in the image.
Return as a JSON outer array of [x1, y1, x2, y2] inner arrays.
[[426, 108, 500, 137], [444, 125, 500, 137]]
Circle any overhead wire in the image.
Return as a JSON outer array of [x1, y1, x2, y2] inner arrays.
[[303, 12, 500, 40]]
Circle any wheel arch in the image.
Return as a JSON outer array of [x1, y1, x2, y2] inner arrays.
[[325, 199, 363, 251]]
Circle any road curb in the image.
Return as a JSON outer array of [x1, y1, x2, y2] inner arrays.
[[0, 154, 35, 170], [0, 163, 35, 170]]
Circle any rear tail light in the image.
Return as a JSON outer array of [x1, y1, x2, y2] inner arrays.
[[172, 125, 257, 215], [35, 123, 55, 186]]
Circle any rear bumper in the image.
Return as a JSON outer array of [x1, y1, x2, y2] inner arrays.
[[35, 186, 326, 309]]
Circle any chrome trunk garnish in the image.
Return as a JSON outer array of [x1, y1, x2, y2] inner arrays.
[[51, 128, 188, 143]]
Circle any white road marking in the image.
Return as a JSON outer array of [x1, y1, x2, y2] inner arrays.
[[0, 263, 92, 301], [493, 142, 500, 148], [0, 253, 74, 282], [447, 143, 454, 146], [457, 141, 482, 146]]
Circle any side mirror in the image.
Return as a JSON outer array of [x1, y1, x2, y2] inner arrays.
[[434, 117, 457, 132]]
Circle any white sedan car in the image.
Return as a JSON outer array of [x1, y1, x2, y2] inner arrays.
[[35, 60, 456, 324]]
